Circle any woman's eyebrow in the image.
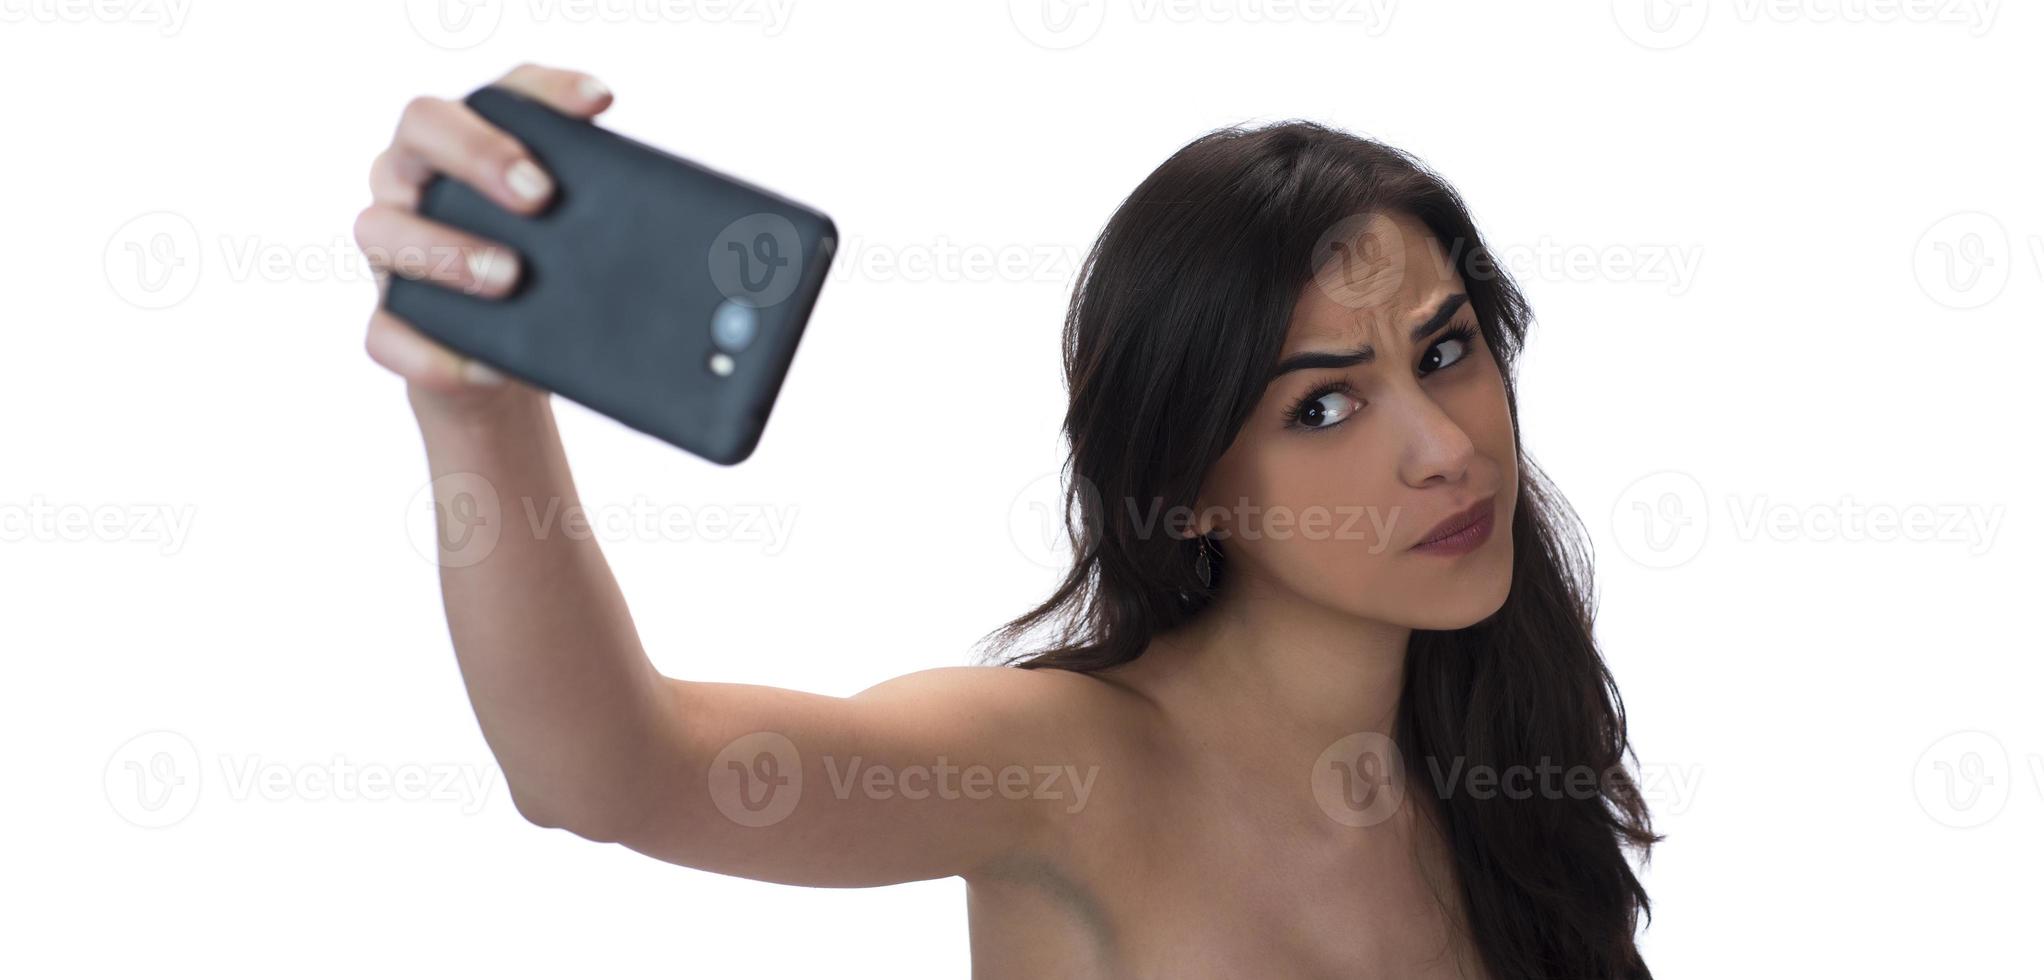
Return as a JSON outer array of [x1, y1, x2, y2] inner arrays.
[[1269, 292, 1469, 379]]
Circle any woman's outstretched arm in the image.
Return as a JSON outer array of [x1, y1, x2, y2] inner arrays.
[[406, 384, 1102, 886], [356, 61, 1119, 889]]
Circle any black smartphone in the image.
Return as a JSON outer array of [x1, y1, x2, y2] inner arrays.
[[383, 83, 837, 465]]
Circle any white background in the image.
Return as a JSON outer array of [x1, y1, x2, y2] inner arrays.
[[3, 1, 2038, 976]]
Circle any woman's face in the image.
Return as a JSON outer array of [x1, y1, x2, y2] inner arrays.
[[1193, 209, 1519, 630]]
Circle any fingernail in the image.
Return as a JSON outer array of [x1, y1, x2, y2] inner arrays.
[[578, 75, 610, 101], [465, 246, 516, 293], [463, 359, 507, 385], [507, 159, 552, 202]]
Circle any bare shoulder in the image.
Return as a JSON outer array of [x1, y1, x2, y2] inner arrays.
[[848, 661, 1162, 766], [846, 661, 1170, 882]]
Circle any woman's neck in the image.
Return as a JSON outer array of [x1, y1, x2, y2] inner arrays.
[[1144, 579, 1413, 755]]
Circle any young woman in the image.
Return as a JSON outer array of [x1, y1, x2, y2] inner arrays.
[[355, 62, 1658, 979]]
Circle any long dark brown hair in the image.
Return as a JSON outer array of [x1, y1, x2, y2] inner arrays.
[[972, 120, 1659, 978]]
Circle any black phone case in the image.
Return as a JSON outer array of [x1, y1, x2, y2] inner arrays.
[[383, 84, 836, 465]]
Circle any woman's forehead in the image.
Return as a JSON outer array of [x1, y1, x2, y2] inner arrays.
[[1296, 210, 1464, 340], [1288, 272, 1469, 355]]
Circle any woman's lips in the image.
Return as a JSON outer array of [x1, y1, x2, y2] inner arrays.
[[1410, 495, 1497, 556]]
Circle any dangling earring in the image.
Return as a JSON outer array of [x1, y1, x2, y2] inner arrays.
[[1194, 532, 1216, 589]]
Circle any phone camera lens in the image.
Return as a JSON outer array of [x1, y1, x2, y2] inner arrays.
[[710, 298, 759, 352]]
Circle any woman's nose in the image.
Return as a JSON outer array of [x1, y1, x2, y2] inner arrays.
[[1391, 391, 1477, 488]]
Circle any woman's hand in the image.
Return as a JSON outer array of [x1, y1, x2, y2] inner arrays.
[[353, 62, 614, 421]]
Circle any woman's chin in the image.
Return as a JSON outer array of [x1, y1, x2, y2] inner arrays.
[[1386, 559, 1514, 631]]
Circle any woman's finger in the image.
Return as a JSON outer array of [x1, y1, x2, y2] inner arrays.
[[365, 308, 508, 391], [492, 62, 613, 118], [368, 146, 426, 209], [389, 94, 556, 216], [371, 64, 609, 219], [352, 202, 522, 299]]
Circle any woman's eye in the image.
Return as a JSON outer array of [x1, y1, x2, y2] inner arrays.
[[1295, 390, 1360, 429], [1421, 335, 1470, 375]]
